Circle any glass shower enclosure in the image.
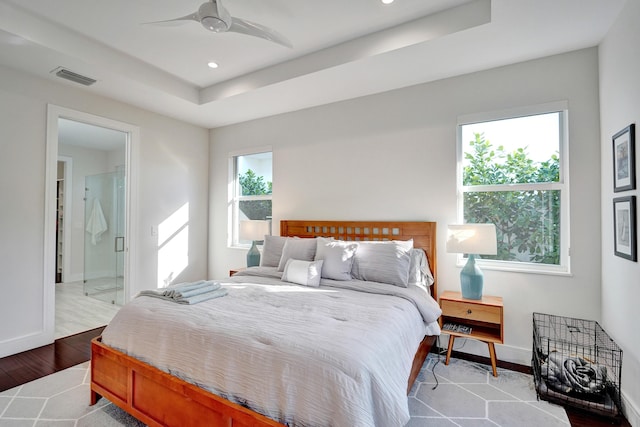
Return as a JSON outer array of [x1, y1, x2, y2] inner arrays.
[[84, 167, 125, 305]]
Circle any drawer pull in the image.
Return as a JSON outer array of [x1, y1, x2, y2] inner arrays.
[[467, 309, 472, 314]]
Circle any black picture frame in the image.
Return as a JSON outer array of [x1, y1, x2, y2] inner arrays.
[[613, 196, 637, 261], [613, 124, 636, 192]]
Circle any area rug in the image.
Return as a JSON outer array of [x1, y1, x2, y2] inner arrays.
[[0, 354, 570, 426]]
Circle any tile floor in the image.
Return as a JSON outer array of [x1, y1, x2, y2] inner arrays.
[[55, 281, 121, 339]]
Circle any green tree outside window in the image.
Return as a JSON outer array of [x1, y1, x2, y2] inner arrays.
[[463, 133, 560, 265], [239, 169, 272, 196], [239, 169, 272, 221]]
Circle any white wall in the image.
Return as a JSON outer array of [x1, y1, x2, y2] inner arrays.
[[209, 48, 602, 367], [599, 0, 640, 423], [0, 65, 209, 357]]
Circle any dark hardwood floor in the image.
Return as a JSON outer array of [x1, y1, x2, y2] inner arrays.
[[0, 330, 630, 427], [0, 326, 104, 392]]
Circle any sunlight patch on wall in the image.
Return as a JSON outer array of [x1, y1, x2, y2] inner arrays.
[[157, 203, 189, 288]]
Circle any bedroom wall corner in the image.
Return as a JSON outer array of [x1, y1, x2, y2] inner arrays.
[[599, 0, 640, 424]]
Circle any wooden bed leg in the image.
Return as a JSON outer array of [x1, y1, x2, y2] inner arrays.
[[90, 389, 101, 405], [407, 335, 437, 394]]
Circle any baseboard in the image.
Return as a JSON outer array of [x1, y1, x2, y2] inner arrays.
[[84, 271, 113, 281], [439, 333, 532, 367], [63, 273, 83, 283], [0, 330, 52, 359], [622, 391, 640, 427]]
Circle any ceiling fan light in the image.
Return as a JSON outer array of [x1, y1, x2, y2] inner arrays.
[[201, 16, 227, 32]]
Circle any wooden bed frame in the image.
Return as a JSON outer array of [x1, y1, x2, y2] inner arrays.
[[91, 220, 438, 427]]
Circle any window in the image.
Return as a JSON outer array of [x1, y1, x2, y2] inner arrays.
[[457, 103, 569, 273], [231, 150, 272, 246]]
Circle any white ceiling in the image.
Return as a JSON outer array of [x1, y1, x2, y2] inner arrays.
[[0, 0, 626, 129]]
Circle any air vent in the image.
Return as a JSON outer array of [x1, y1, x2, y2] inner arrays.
[[51, 67, 97, 86]]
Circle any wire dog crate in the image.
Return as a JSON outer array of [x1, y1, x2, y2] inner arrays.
[[532, 313, 622, 419]]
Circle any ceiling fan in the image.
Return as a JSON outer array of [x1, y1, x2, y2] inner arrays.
[[146, 0, 292, 48]]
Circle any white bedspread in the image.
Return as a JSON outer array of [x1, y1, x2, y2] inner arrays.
[[102, 268, 442, 427]]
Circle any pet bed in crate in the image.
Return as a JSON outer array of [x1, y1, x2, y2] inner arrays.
[[532, 312, 622, 419]]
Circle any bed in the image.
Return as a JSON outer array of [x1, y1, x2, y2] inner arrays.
[[90, 220, 441, 427]]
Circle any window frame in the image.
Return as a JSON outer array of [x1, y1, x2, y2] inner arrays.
[[456, 102, 571, 275], [228, 147, 273, 248]]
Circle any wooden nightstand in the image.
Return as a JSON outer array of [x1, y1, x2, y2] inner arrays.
[[439, 290, 504, 376]]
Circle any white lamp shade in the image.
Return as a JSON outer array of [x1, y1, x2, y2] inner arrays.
[[239, 220, 270, 241], [446, 224, 497, 255]]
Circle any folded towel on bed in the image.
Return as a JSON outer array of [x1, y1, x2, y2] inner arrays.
[[541, 351, 607, 395], [175, 288, 228, 305], [167, 282, 221, 299], [138, 280, 226, 304], [162, 280, 207, 296]]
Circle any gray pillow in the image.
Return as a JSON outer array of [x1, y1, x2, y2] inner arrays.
[[277, 238, 317, 271], [315, 237, 358, 280], [260, 235, 288, 267], [281, 259, 324, 287], [351, 239, 413, 287]]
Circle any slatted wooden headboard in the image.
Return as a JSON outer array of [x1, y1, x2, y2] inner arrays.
[[280, 220, 437, 297]]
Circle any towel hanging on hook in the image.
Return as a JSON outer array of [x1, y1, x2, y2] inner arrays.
[[86, 198, 108, 245]]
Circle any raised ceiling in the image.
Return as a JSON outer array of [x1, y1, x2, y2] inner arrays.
[[0, 0, 626, 129]]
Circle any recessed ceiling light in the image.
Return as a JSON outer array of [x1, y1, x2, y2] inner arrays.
[[207, 61, 219, 69], [382, 0, 394, 4]]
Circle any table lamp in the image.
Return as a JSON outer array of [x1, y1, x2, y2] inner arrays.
[[240, 220, 270, 267], [446, 224, 497, 300]]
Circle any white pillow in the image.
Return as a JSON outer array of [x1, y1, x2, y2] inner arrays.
[[277, 238, 317, 271], [315, 238, 358, 280], [351, 239, 413, 287], [282, 259, 324, 287], [260, 235, 288, 267]]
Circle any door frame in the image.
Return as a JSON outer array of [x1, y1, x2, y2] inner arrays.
[[57, 155, 73, 283], [44, 104, 140, 341]]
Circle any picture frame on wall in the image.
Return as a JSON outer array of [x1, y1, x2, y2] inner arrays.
[[612, 123, 636, 192], [613, 196, 637, 261]]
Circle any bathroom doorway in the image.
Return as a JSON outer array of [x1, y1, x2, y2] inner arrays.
[[45, 105, 139, 340]]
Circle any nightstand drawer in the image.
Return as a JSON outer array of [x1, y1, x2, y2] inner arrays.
[[441, 300, 501, 324]]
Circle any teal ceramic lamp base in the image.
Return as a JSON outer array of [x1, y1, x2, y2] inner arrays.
[[460, 254, 484, 300], [246, 240, 261, 267]]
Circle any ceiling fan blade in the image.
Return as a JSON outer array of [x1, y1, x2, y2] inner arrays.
[[143, 12, 199, 27], [229, 17, 292, 48]]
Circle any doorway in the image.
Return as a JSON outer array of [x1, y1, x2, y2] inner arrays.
[[45, 105, 139, 341]]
